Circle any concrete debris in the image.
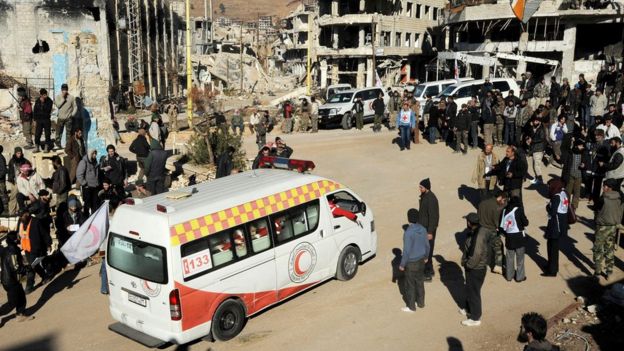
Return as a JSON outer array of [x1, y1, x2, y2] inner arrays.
[[586, 304, 600, 314]]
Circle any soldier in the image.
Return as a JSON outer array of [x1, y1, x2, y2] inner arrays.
[[166, 101, 179, 132], [592, 179, 624, 280], [387, 89, 397, 130], [310, 96, 320, 133], [372, 92, 385, 132], [478, 189, 508, 275], [353, 96, 364, 131], [1, 231, 35, 322]]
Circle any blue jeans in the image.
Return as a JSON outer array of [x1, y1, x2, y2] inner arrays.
[[428, 126, 438, 144], [399, 125, 411, 149], [100, 259, 109, 294], [504, 123, 515, 145], [470, 121, 479, 147]]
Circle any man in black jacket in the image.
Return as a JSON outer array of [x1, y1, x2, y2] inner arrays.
[[144, 139, 169, 195], [526, 117, 546, 184], [0, 145, 7, 214], [460, 212, 488, 327], [562, 138, 589, 209], [33, 89, 54, 152], [216, 146, 235, 178], [443, 96, 458, 147], [1, 232, 35, 322], [418, 178, 439, 281], [487, 146, 526, 201], [372, 92, 385, 133], [129, 126, 151, 185], [99, 144, 127, 196], [453, 104, 470, 154], [51, 156, 70, 206]]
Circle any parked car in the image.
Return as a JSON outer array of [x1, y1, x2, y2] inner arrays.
[[413, 78, 473, 114], [318, 87, 389, 129], [434, 78, 520, 107]]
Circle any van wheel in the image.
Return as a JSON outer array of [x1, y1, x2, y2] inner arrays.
[[336, 246, 360, 281], [343, 113, 352, 130], [211, 299, 246, 341]]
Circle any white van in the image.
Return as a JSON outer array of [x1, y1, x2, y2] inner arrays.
[[325, 83, 352, 101], [318, 87, 389, 129], [412, 78, 473, 114], [107, 168, 377, 346], [436, 78, 521, 107]]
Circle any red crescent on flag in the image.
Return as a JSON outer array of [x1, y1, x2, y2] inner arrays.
[[83, 224, 100, 248], [294, 251, 307, 276]]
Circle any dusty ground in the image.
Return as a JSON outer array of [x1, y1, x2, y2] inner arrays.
[[1, 126, 623, 351]]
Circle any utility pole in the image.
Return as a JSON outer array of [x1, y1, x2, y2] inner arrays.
[[306, 13, 312, 96], [240, 24, 244, 91], [209, 0, 214, 44], [185, 0, 193, 128], [114, 0, 122, 88], [371, 20, 377, 87]]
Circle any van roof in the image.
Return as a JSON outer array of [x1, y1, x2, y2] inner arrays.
[[115, 169, 343, 246]]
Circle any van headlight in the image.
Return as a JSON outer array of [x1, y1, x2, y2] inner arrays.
[[329, 108, 341, 115]]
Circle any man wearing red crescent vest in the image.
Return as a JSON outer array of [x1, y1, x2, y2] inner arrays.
[[18, 206, 52, 294]]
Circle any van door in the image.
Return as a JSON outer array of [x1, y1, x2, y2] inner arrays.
[[424, 85, 440, 98], [326, 190, 372, 256], [363, 89, 376, 117], [271, 200, 335, 300]]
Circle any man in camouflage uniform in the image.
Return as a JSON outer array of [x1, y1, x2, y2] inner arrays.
[[494, 92, 505, 146], [299, 99, 310, 133], [533, 77, 550, 109], [593, 179, 624, 279]]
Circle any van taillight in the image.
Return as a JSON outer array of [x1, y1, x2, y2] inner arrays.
[[169, 289, 182, 321]]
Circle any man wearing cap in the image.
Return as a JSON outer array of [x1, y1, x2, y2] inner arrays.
[[460, 212, 487, 326], [129, 125, 151, 185], [33, 88, 54, 152], [593, 178, 624, 280], [1, 231, 35, 322], [399, 208, 429, 313], [396, 101, 416, 151], [604, 136, 624, 190], [15, 163, 45, 212], [54, 83, 78, 147], [418, 178, 439, 281]]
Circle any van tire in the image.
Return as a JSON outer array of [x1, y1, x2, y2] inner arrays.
[[336, 246, 360, 281], [211, 299, 246, 341], [342, 112, 352, 130]]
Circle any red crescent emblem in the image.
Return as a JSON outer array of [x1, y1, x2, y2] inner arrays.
[[294, 251, 306, 276]]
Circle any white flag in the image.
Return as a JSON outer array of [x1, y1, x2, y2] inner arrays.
[[61, 201, 109, 264], [375, 70, 383, 88]]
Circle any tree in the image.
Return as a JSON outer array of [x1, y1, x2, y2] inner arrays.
[[219, 3, 225, 15]]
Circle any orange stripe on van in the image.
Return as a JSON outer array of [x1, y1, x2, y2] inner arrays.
[[169, 180, 341, 246]]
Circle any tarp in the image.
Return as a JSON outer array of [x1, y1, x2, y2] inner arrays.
[[511, 0, 542, 23]]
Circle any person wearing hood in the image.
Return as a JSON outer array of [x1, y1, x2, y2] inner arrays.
[[478, 189, 508, 275], [418, 178, 439, 281], [592, 178, 624, 279], [1, 231, 35, 322], [129, 125, 151, 185], [499, 196, 529, 282], [562, 138, 589, 210], [543, 179, 569, 277], [271, 137, 294, 158], [7, 147, 30, 215], [58, 197, 86, 247], [519, 312, 560, 351], [399, 208, 429, 313], [99, 144, 127, 196], [216, 146, 236, 179], [144, 138, 169, 195], [77, 149, 100, 216]]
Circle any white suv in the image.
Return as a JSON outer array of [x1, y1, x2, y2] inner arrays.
[[318, 87, 389, 129]]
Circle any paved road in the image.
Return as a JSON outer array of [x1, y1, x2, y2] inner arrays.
[[1, 128, 621, 351]]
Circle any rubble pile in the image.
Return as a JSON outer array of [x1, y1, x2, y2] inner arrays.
[[549, 286, 624, 351], [0, 117, 25, 143]]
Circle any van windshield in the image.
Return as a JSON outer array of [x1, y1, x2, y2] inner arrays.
[[328, 92, 353, 103], [440, 84, 458, 97], [108, 233, 168, 284]]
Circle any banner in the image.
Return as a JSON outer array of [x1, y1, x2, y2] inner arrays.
[[511, 0, 542, 24], [61, 201, 109, 264]]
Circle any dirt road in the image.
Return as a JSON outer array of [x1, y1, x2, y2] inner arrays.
[[2, 128, 621, 351]]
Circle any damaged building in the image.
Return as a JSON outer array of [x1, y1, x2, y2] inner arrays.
[[440, 0, 624, 81], [0, 0, 183, 153], [277, 1, 318, 77], [316, 0, 446, 88]]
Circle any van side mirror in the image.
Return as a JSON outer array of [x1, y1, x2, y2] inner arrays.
[[359, 202, 367, 216]]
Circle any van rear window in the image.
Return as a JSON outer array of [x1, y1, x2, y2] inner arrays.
[[108, 233, 168, 284]]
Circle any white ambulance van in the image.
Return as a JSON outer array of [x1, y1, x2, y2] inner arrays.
[[107, 168, 377, 346]]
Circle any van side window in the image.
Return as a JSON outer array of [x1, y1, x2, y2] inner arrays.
[[181, 225, 250, 271], [247, 218, 272, 253], [272, 200, 320, 245], [493, 81, 510, 92]]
